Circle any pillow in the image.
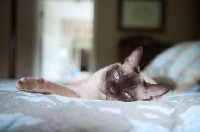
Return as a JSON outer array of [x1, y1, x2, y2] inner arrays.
[[143, 41, 200, 84]]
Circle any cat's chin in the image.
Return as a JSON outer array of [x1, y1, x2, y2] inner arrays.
[[105, 96, 118, 101], [99, 92, 107, 100]]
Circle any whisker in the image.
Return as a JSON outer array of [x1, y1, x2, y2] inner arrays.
[[92, 57, 100, 70], [82, 62, 93, 74]]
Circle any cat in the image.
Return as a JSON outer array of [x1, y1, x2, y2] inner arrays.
[[16, 47, 170, 102]]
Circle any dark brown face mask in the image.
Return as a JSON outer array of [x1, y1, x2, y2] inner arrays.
[[102, 47, 169, 102]]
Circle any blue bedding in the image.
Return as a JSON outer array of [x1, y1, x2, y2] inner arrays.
[[0, 80, 200, 132]]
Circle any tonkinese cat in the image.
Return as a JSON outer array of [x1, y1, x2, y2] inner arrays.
[[16, 47, 170, 102]]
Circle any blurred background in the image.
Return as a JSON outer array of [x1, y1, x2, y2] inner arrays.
[[0, 0, 199, 83]]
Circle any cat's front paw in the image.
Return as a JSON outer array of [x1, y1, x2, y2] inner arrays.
[[16, 77, 44, 92]]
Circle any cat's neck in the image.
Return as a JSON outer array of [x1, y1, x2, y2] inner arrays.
[[70, 67, 108, 99]]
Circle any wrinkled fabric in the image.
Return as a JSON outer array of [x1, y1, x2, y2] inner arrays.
[[0, 80, 200, 132]]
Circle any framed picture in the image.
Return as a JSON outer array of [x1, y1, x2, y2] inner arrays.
[[118, 0, 165, 31]]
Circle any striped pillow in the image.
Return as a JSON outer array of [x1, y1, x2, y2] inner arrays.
[[143, 41, 200, 85]]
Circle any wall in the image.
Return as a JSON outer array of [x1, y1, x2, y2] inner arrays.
[[16, 0, 37, 78], [0, 0, 199, 79], [0, 0, 37, 79], [0, 0, 11, 79], [94, 0, 200, 68]]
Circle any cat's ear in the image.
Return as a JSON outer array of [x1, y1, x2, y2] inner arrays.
[[124, 47, 143, 66], [142, 84, 169, 100]]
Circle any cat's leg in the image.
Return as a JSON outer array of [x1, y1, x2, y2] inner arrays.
[[16, 77, 80, 98]]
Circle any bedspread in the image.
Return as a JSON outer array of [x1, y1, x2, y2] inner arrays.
[[0, 80, 200, 132]]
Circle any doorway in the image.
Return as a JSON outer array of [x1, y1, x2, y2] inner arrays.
[[41, 0, 94, 83]]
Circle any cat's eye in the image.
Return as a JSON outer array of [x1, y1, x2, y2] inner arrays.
[[114, 71, 120, 80], [124, 92, 132, 98]]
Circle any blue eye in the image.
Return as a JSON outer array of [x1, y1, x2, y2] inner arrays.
[[114, 71, 120, 80], [124, 92, 132, 98]]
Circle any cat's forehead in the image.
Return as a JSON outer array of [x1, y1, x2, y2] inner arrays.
[[120, 63, 134, 73], [107, 63, 144, 86], [108, 63, 136, 76]]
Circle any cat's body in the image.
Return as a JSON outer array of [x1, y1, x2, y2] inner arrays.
[[16, 47, 170, 102]]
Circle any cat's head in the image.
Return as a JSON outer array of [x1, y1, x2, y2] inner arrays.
[[101, 47, 169, 102]]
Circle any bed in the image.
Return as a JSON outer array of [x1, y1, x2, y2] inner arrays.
[[0, 41, 200, 132]]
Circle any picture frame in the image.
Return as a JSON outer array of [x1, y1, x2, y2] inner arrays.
[[118, 0, 165, 32]]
